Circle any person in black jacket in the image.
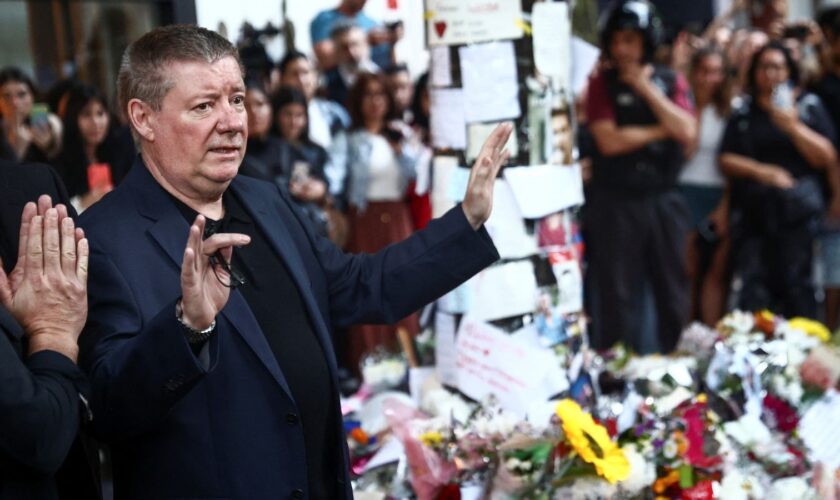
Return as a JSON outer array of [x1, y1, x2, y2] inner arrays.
[[0, 160, 97, 499]]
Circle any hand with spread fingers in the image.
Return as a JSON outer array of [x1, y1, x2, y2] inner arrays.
[[178, 215, 251, 331], [0, 196, 88, 362], [461, 122, 513, 229]]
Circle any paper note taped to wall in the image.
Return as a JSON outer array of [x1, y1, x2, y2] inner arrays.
[[467, 260, 538, 322], [503, 164, 585, 219], [459, 41, 521, 123], [430, 88, 467, 149], [426, 0, 524, 47], [532, 2, 571, 87], [466, 122, 519, 162]]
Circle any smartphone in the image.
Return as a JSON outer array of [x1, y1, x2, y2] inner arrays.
[[291, 161, 310, 185], [771, 83, 793, 110], [87, 163, 114, 192], [697, 217, 719, 245], [29, 103, 49, 128]]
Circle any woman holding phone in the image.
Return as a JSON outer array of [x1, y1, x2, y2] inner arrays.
[[0, 67, 62, 163], [54, 83, 133, 211], [719, 42, 837, 317]]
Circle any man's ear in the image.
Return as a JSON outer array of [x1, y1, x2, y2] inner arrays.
[[127, 98, 155, 142]]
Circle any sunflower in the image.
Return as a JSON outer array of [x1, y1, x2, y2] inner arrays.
[[555, 399, 630, 483], [787, 317, 831, 342]]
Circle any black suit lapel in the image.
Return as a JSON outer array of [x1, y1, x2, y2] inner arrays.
[[229, 179, 339, 377], [128, 161, 296, 400]]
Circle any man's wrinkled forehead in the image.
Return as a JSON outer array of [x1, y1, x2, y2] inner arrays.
[[159, 56, 245, 97]]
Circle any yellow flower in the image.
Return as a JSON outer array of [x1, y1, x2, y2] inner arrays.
[[788, 317, 831, 342], [555, 399, 630, 483], [418, 430, 443, 448]]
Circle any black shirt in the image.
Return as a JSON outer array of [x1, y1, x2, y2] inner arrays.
[[173, 191, 338, 500], [812, 72, 840, 148]]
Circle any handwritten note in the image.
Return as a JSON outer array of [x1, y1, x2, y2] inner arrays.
[[430, 88, 467, 149], [456, 318, 567, 417], [426, 0, 524, 47], [459, 41, 521, 123], [503, 164, 585, 219]]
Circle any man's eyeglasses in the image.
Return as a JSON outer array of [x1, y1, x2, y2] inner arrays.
[[203, 220, 247, 289], [208, 250, 247, 289]]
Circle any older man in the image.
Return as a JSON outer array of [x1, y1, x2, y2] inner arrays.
[[79, 25, 509, 499], [0, 161, 94, 498]]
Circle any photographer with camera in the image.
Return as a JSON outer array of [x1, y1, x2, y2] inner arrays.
[[720, 41, 836, 318]]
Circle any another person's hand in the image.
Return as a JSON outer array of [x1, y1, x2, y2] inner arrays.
[[758, 164, 795, 189], [0, 199, 88, 362], [29, 121, 56, 152], [768, 105, 800, 135], [461, 122, 513, 229], [179, 215, 250, 331], [619, 63, 654, 93], [290, 178, 327, 203]]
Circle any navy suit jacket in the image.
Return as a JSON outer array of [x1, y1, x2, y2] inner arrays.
[[78, 159, 499, 499], [0, 161, 99, 500]]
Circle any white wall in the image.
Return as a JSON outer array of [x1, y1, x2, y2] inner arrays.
[[195, 0, 429, 77]]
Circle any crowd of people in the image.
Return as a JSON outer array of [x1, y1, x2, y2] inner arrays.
[[1, 0, 434, 379], [1, 0, 840, 497], [581, 0, 840, 354]]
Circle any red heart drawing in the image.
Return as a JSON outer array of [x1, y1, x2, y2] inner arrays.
[[434, 20, 447, 38]]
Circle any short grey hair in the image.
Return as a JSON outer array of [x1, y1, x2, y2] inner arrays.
[[117, 24, 242, 116]]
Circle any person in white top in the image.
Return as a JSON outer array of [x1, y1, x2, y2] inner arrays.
[[678, 46, 732, 325]]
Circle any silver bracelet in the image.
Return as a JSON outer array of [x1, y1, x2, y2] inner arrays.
[[175, 300, 216, 344]]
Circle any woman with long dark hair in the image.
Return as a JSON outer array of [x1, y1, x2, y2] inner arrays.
[[240, 82, 333, 238], [55, 83, 133, 211], [720, 42, 837, 317]]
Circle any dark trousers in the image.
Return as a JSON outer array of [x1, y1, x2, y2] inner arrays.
[[584, 188, 690, 353], [733, 220, 816, 318]]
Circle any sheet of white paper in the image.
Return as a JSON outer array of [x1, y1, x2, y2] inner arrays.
[[430, 88, 467, 149], [483, 179, 538, 259], [409, 367, 437, 405], [459, 41, 521, 123], [434, 311, 459, 387], [362, 437, 405, 473], [532, 2, 570, 87], [468, 260, 538, 322], [431, 156, 459, 218], [414, 146, 433, 195], [438, 282, 472, 315], [426, 0, 524, 47], [571, 37, 601, 96], [455, 318, 567, 417], [466, 122, 519, 163], [429, 45, 452, 87], [800, 390, 840, 470], [459, 485, 483, 500], [446, 167, 471, 202], [503, 164, 585, 219]]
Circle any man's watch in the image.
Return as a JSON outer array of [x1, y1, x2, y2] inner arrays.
[[175, 300, 216, 345]]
